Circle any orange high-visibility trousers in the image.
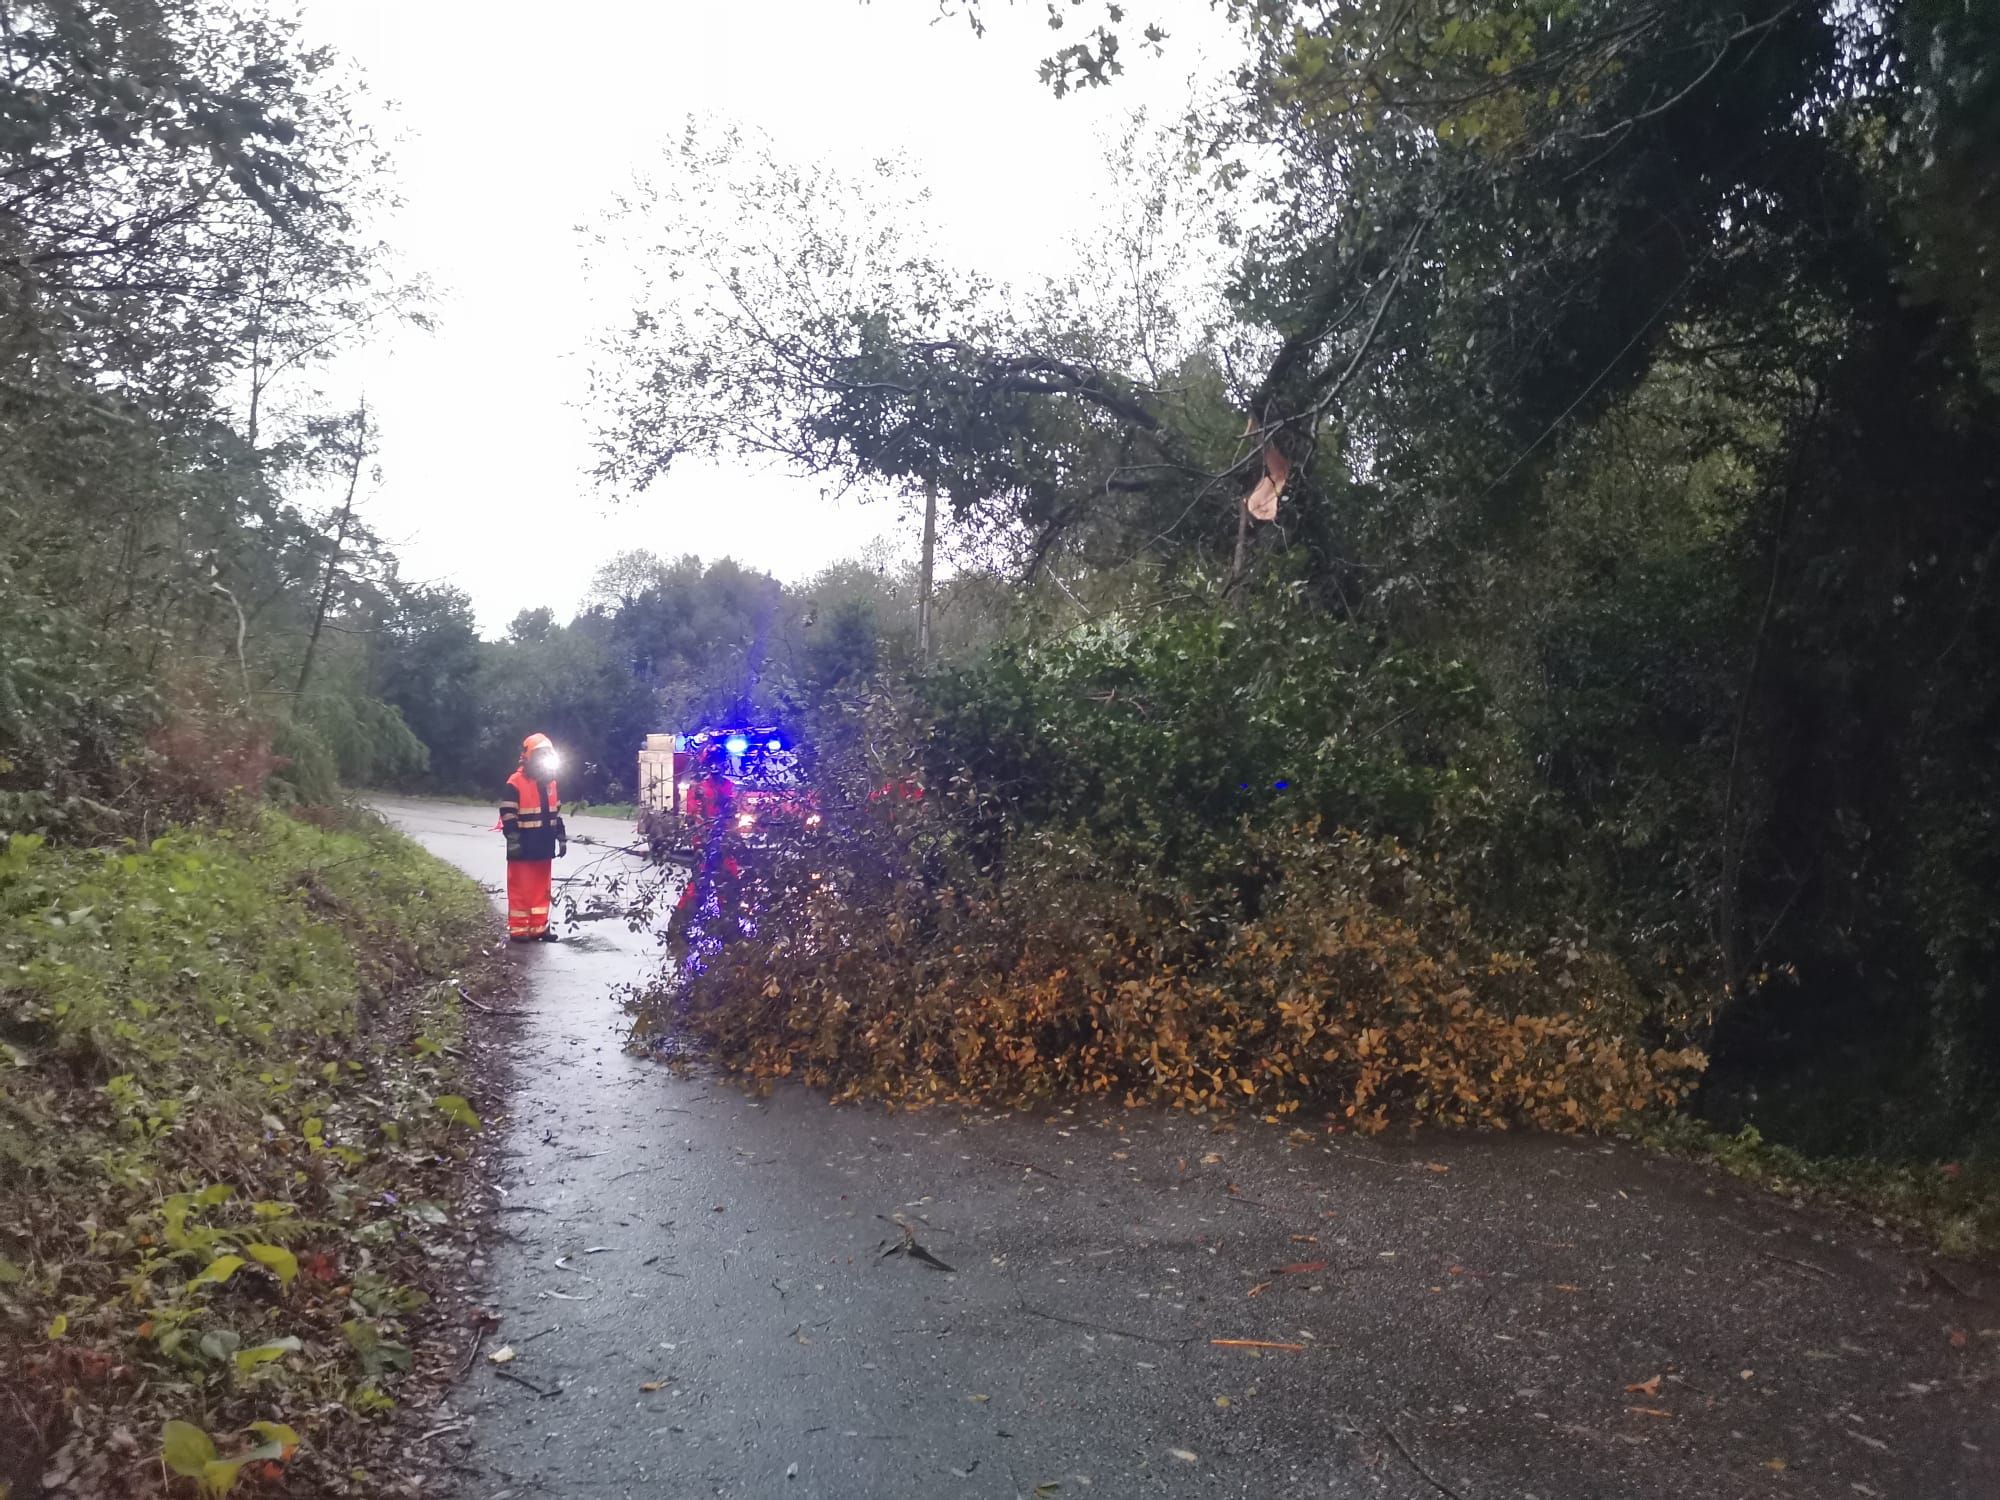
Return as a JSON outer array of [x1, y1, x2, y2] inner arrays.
[[507, 859, 553, 938]]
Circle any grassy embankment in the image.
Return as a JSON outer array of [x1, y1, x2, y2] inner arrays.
[[0, 808, 495, 1497], [1641, 1117, 2000, 1262]]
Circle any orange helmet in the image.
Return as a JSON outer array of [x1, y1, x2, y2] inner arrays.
[[521, 732, 555, 764]]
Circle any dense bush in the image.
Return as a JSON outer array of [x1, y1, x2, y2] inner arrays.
[[920, 592, 1495, 882], [644, 681, 1701, 1130], [0, 555, 160, 839]]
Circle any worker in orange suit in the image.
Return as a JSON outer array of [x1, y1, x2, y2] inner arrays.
[[499, 732, 567, 941]]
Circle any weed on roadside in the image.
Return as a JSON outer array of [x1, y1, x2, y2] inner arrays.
[[0, 807, 493, 1496], [1641, 1115, 2000, 1261]]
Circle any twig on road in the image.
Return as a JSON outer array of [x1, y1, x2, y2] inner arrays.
[[1222, 1194, 1283, 1211], [457, 1325, 491, 1377], [1385, 1419, 1467, 1500], [458, 993, 529, 1017], [1018, 1302, 1183, 1347], [1758, 1249, 1835, 1280], [494, 1367, 563, 1399]]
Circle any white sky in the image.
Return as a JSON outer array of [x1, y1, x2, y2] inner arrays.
[[297, 0, 1243, 636]]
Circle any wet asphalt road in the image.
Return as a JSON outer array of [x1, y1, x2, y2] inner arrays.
[[379, 797, 1998, 1500]]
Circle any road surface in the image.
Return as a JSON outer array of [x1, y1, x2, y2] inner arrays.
[[379, 796, 1997, 1499]]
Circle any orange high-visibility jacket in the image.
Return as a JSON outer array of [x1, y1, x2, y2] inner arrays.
[[499, 771, 564, 862]]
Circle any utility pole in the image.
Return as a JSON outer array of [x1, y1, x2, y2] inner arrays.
[[917, 474, 938, 667]]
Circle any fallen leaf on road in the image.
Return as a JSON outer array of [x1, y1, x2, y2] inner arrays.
[[640, 1380, 666, 1393], [1034, 1484, 1061, 1496], [584, 1246, 613, 1254], [1290, 1235, 1318, 1245], [1169, 1448, 1199, 1463], [1623, 1375, 1662, 1397], [1425, 1163, 1451, 1173], [1274, 1260, 1329, 1276], [1626, 1406, 1672, 1419], [1214, 1395, 1231, 1408], [966, 1393, 990, 1403], [1554, 1284, 1583, 1293], [1948, 1328, 1969, 1349], [786, 1461, 799, 1479], [1765, 1458, 1788, 1471], [1246, 1281, 1273, 1298], [1201, 1152, 1223, 1165], [488, 1346, 516, 1364], [1210, 1338, 1306, 1352]]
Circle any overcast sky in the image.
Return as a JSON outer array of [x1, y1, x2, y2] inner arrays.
[[295, 0, 1243, 635]]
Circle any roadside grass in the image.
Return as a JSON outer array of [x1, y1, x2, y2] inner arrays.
[[1641, 1115, 2000, 1261], [0, 806, 493, 1497], [566, 800, 638, 821]]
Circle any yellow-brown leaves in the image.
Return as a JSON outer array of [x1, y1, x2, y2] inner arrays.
[[664, 823, 1703, 1132]]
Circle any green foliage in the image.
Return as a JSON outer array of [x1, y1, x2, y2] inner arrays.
[[160, 1415, 293, 1498], [1187, 0, 2000, 1158], [1, 0, 425, 843], [0, 807, 489, 1479], [0, 552, 158, 838], [369, 584, 486, 789], [922, 588, 1492, 880], [471, 609, 658, 801], [646, 693, 1697, 1127], [299, 687, 430, 793], [1644, 1118, 2000, 1260]]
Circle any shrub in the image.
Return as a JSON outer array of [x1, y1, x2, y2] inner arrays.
[[919, 594, 1496, 884], [0, 556, 159, 839], [642, 693, 1703, 1130]]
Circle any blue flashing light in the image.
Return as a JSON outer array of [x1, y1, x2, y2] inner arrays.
[[724, 734, 749, 757], [766, 738, 783, 751], [1273, 779, 1291, 791]]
